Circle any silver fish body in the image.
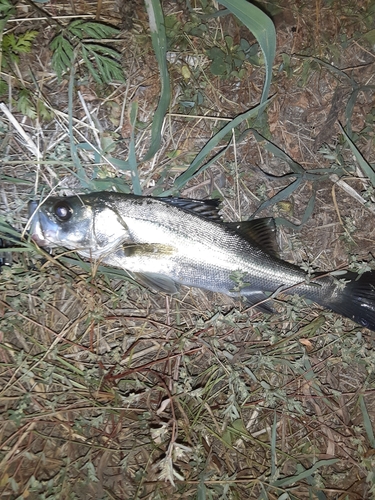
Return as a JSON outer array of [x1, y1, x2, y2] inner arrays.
[[28, 192, 375, 330]]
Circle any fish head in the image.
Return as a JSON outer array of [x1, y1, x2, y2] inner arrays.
[[28, 196, 95, 250], [28, 194, 131, 257]]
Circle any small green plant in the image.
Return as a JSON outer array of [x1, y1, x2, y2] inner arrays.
[[0, 0, 15, 34], [0, 0, 38, 95], [207, 36, 260, 79], [2, 30, 38, 66], [16, 88, 52, 120], [50, 19, 125, 84], [165, 12, 208, 50], [0, 0, 51, 120], [229, 269, 252, 294]]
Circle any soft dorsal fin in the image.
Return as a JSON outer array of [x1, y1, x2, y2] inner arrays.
[[160, 197, 223, 222], [225, 218, 279, 257]]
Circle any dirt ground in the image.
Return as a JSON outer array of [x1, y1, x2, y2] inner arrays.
[[1, 0, 375, 498]]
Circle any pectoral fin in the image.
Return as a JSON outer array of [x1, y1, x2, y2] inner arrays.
[[123, 243, 176, 258], [118, 243, 179, 293]]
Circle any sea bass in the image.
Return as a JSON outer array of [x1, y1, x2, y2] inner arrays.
[[28, 192, 375, 331]]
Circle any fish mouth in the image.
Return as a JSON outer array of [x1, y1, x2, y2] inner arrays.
[[28, 201, 51, 247]]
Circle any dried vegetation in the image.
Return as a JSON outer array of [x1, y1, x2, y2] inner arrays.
[[1, 0, 375, 498]]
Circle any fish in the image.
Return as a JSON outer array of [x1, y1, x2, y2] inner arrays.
[[28, 192, 375, 331]]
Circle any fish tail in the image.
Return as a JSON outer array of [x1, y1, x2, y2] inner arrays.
[[324, 271, 375, 331]]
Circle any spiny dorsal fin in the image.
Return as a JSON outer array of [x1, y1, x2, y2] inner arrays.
[[225, 218, 279, 257], [160, 197, 222, 222]]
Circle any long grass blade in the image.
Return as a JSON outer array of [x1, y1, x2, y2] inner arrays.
[[251, 177, 302, 218], [270, 411, 277, 479], [359, 394, 375, 448], [339, 123, 375, 188], [272, 458, 338, 487], [218, 0, 276, 104], [68, 58, 91, 189], [172, 99, 271, 193], [128, 101, 142, 194], [142, 0, 170, 162], [251, 129, 304, 174]]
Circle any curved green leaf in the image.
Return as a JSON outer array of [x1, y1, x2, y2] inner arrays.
[[340, 123, 375, 188], [218, 0, 276, 104]]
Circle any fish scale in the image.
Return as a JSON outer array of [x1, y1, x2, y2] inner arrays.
[[110, 202, 303, 291]]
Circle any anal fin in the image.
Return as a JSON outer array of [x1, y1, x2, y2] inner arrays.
[[240, 289, 275, 314]]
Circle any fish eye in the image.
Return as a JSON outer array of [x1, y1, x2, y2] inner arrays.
[[53, 200, 73, 222]]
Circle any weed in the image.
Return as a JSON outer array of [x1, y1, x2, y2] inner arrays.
[[50, 20, 125, 84], [207, 36, 260, 79]]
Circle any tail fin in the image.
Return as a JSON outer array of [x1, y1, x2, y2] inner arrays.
[[328, 271, 375, 331]]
